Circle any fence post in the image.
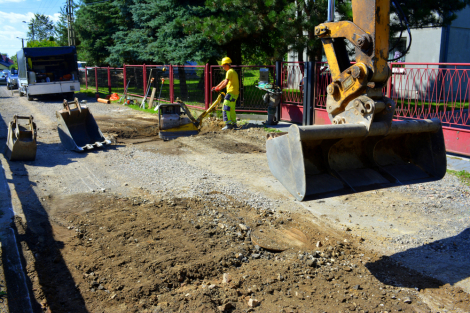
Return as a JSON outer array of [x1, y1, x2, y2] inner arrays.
[[85, 66, 88, 89], [143, 63, 147, 98], [209, 65, 213, 105], [205, 63, 209, 110], [107, 66, 111, 94], [170, 65, 174, 103], [95, 67, 98, 94], [302, 62, 314, 126], [275, 61, 282, 122], [386, 63, 392, 98], [123, 64, 127, 95]]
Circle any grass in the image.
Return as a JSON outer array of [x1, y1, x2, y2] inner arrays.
[[394, 98, 469, 112], [127, 104, 160, 114], [447, 169, 470, 185], [263, 127, 283, 133]]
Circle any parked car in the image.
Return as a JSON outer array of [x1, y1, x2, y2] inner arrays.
[[0, 70, 8, 85], [7, 68, 18, 89]]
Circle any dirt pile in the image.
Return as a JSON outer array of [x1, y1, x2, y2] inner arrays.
[[14, 192, 469, 312], [96, 116, 160, 143], [199, 117, 225, 134]]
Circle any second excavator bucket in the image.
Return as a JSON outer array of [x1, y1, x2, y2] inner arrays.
[[57, 98, 111, 152], [5, 115, 37, 161], [266, 119, 447, 201]]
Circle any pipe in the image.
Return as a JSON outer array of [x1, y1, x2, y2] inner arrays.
[[97, 98, 110, 104], [327, 0, 335, 22]]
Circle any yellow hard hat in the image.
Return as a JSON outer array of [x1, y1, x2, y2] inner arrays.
[[221, 57, 232, 65]]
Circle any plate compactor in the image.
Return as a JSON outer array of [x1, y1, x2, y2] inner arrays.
[[5, 115, 37, 161], [157, 92, 226, 140], [57, 98, 111, 152], [266, 0, 447, 201]]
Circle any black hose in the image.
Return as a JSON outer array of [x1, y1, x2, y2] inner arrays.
[[387, 0, 413, 62]]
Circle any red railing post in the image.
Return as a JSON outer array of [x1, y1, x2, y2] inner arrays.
[[209, 65, 213, 105], [204, 64, 209, 110], [95, 67, 98, 94], [85, 66, 88, 89], [170, 65, 174, 103], [123, 64, 127, 94], [143, 63, 147, 98], [108, 66, 111, 94], [386, 62, 393, 98]]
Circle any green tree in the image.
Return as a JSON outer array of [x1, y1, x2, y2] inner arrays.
[[27, 14, 56, 42], [26, 39, 60, 48], [74, 0, 124, 66], [10, 55, 18, 69], [183, 0, 295, 64], [72, 0, 470, 67], [106, 0, 218, 66], [184, 0, 470, 63]]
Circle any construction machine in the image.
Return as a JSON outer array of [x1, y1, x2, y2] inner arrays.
[[157, 92, 226, 140], [57, 98, 111, 151], [266, 0, 446, 201]]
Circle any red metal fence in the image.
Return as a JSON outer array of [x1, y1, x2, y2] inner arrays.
[[279, 61, 470, 156], [79, 64, 274, 112], [78, 61, 470, 156]]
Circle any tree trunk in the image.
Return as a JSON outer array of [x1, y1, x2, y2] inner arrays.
[[224, 39, 242, 65]]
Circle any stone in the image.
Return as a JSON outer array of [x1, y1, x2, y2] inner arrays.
[[248, 298, 260, 307], [251, 253, 261, 259], [217, 303, 233, 312], [222, 273, 231, 284], [316, 241, 322, 247], [306, 259, 316, 267], [239, 223, 249, 231], [403, 297, 412, 304]]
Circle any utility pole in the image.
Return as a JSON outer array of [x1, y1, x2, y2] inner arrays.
[[66, 0, 76, 46]]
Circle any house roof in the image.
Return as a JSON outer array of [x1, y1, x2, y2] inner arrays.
[[0, 55, 14, 68]]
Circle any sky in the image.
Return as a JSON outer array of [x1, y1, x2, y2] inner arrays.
[[0, 0, 62, 58]]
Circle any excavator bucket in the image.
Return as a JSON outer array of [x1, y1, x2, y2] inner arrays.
[[266, 119, 447, 201], [57, 98, 111, 152], [5, 115, 37, 161]]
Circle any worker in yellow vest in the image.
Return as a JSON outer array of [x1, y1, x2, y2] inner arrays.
[[212, 57, 239, 130]]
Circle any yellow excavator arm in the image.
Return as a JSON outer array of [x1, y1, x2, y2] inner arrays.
[[265, 0, 446, 201], [315, 0, 394, 130]]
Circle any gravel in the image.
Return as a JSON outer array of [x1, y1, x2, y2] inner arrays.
[[2, 88, 470, 293]]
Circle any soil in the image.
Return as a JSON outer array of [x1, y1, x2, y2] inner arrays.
[[15, 193, 470, 313], [1, 88, 469, 312]]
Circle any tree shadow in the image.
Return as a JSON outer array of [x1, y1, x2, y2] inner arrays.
[[365, 228, 470, 290]]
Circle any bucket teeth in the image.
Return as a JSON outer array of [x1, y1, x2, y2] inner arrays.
[[56, 102, 110, 152]]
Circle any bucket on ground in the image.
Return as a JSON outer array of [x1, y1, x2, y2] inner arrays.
[[5, 115, 37, 161], [57, 98, 111, 152]]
